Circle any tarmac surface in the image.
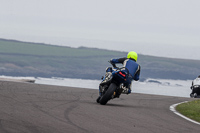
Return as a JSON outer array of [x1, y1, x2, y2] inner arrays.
[[0, 80, 199, 133]]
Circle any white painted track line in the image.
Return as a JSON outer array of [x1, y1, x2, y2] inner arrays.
[[170, 101, 200, 125]]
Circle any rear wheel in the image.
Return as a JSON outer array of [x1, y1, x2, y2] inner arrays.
[[99, 83, 117, 105]]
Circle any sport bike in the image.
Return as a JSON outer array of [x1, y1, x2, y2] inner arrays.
[[96, 61, 132, 105]]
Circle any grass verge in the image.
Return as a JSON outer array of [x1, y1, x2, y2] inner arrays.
[[176, 100, 200, 122]]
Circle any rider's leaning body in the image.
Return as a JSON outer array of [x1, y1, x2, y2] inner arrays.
[[110, 57, 140, 81], [99, 51, 141, 96], [192, 76, 200, 86]]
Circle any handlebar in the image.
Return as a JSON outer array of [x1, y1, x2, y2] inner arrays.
[[108, 61, 117, 68]]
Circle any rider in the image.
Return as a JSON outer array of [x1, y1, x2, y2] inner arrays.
[[99, 51, 141, 97], [190, 75, 200, 98]]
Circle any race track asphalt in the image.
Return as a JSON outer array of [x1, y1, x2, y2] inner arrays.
[[0, 80, 199, 133]]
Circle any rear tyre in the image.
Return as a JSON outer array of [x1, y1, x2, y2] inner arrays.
[[99, 83, 117, 105]]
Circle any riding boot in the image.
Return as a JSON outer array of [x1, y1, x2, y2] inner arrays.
[[122, 87, 131, 94], [121, 83, 132, 94]]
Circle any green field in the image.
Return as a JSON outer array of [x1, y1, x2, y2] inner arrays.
[[176, 100, 200, 122], [0, 38, 200, 80], [0, 39, 125, 79], [0, 40, 121, 57]]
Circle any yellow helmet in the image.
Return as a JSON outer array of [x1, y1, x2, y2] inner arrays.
[[127, 51, 138, 61]]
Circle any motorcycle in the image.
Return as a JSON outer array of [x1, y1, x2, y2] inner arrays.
[[190, 85, 200, 98], [96, 61, 132, 105]]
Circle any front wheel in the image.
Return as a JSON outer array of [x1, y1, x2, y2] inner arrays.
[[99, 83, 117, 105], [96, 96, 101, 103]]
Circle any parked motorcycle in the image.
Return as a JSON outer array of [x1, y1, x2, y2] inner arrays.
[[96, 61, 132, 105]]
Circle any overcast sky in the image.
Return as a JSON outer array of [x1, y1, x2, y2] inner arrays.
[[0, 0, 200, 60]]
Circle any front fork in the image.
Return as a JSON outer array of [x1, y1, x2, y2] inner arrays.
[[99, 70, 113, 96]]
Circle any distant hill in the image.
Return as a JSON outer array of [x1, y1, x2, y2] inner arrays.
[[0, 38, 199, 80]]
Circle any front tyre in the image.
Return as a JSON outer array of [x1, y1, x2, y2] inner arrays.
[[96, 96, 101, 103], [99, 83, 117, 105]]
